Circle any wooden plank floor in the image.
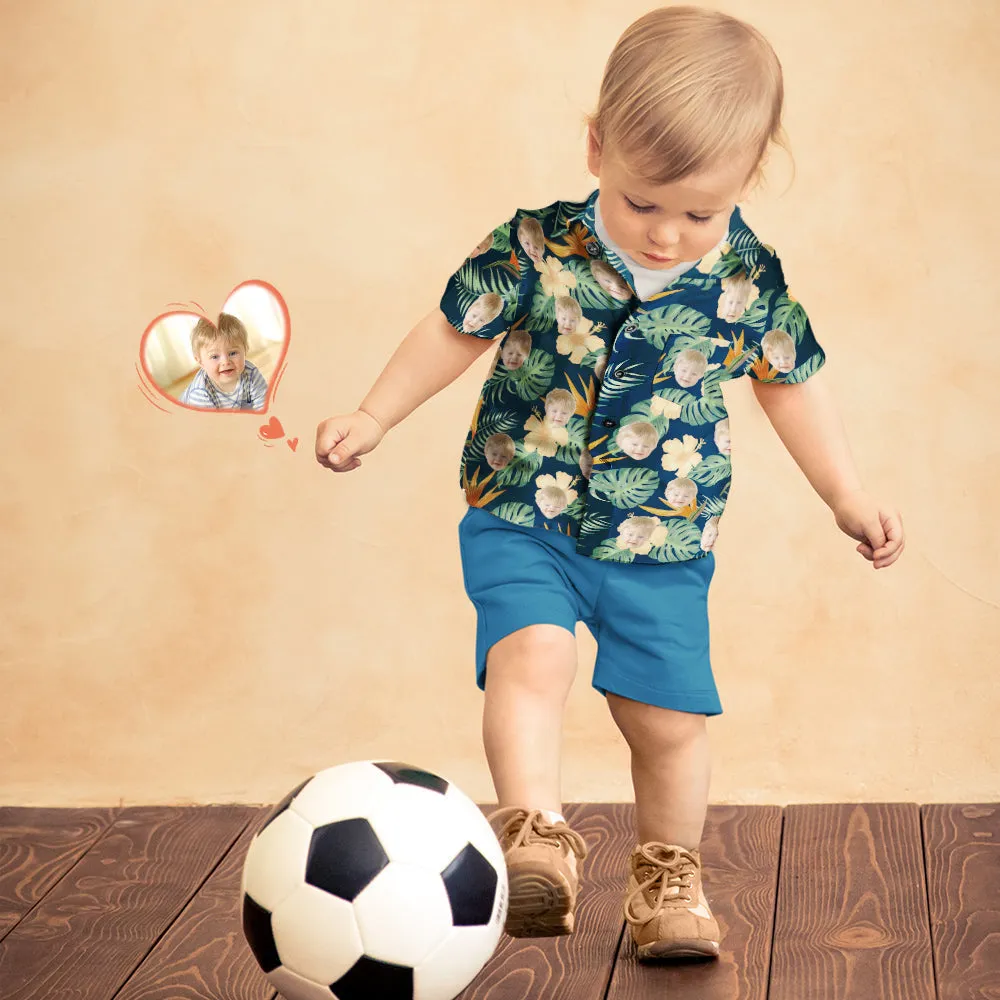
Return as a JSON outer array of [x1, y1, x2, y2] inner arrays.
[[0, 803, 997, 999]]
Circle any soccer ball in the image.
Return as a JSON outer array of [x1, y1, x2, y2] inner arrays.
[[241, 760, 508, 1000]]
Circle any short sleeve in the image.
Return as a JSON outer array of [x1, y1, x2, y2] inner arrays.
[[439, 212, 526, 340], [741, 254, 826, 384]]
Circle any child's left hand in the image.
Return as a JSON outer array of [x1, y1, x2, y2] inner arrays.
[[832, 490, 905, 569]]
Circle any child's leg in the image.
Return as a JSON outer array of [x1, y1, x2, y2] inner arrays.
[[482, 623, 577, 813], [605, 693, 710, 849]]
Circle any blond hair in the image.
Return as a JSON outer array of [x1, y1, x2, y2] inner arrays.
[[590, 6, 786, 185], [761, 329, 795, 352], [545, 388, 575, 407], [619, 420, 659, 447], [504, 329, 532, 352], [484, 433, 516, 459], [191, 312, 249, 355]]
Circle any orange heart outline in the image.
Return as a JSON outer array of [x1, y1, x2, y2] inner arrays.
[[138, 279, 290, 415]]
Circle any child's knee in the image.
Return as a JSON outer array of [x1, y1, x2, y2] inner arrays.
[[609, 694, 706, 752], [486, 624, 576, 698]]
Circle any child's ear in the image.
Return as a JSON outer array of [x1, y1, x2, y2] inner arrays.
[[586, 125, 604, 176]]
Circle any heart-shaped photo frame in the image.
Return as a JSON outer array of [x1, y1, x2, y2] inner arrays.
[[139, 280, 289, 414]]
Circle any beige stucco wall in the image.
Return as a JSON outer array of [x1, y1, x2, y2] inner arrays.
[[2, 1, 997, 807]]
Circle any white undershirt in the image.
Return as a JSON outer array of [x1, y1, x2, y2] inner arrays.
[[594, 196, 713, 301]]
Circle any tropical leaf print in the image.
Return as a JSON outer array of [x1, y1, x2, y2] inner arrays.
[[589, 467, 660, 509], [712, 251, 746, 279], [593, 539, 636, 563], [699, 491, 729, 519], [785, 352, 825, 384], [579, 509, 612, 540], [738, 288, 775, 333], [659, 332, 720, 371], [635, 303, 711, 350], [453, 258, 519, 316], [497, 449, 545, 487], [484, 349, 555, 405], [466, 410, 521, 461], [490, 223, 513, 255], [553, 416, 587, 464], [563, 494, 586, 523], [600, 360, 647, 402], [493, 500, 535, 527], [771, 293, 809, 343], [654, 386, 728, 426], [527, 281, 556, 331], [647, 519, 702, 562], [562, 257, 622, 309], [462, 466, 505, 507], [688, 453, 731, 487], [727, 227, 772, 273]]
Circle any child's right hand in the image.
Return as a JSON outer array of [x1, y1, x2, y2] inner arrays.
[[315, 410, 385, 472]]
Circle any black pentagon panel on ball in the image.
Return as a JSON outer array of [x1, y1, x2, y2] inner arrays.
[[333, 955, 414, 1000], [441, 842, 498, 926], [241, 894, 281, 973], [373, 760, 449, 795], [306, 818, 389, 901], [259, 776, 311, 833]]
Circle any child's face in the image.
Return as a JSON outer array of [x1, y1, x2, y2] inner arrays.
[[485, 444, 511, 470], [537, 492, 567, 518], [501, 342, 528, 369], [593, 354, 608, 381], [617, 428, 654, 461], [718, 281, 750, 322], [545, 399, 574, 427], [579, 448, 593, 478], [714, 423, 732, 455], [674, 358, 703, 388], [666, 482, 695, 508], [464, 301, 491, 332], [764, 341, 796, 373], [701, 520, 719, 551], [197, 338, 245, 389], [556, 305, 579, 335], [520, 230, 544, 261], [619, 521, 648, 547], [588, 130, 754, 269], [594, 267, 631, 301]]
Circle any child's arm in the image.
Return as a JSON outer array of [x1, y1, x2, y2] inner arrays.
[[315, 307, 497, 472], [751, 372, 905, 568]]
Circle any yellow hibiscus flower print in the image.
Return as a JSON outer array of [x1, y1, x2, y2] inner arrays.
[[649, 396, 683, 420], [535, 471, 578, 519], [557, 317, 604, 364], [536, 257, 578, 299], [523, 414, 569, 458], [661, 434, 703, 477]]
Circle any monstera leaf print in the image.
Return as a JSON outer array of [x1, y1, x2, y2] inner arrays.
[[661, 332, 720, 369], [553, 416, 587, 464], [655, 386, 728, 426], [466, 410, 521, 461], [492, 501, 535, 527], [647, 518, 702, 562], [727, 227, 772, 274], [634, 303, 710, 350], [484, 349, 555, 406], [688, 453, 731, 487], [497, 449, 545, 487], [771, 292, 809, 344], [562, 257, 624, 309], [737, 287, 775, 334], [593, 539, 636, 563], [588, 467, 660, 508], [785, 353, 825, 384], [711, 250, 746, 280], [579, 508, 612, 540]]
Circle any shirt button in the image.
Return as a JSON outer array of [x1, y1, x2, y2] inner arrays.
[[602, 418, 618, 428]]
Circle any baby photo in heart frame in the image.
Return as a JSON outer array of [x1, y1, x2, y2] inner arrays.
[[141, 280, 289, 413]]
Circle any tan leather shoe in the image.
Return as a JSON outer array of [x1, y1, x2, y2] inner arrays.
[[488, 807, 589, 937], [624, 842, 721, 960]]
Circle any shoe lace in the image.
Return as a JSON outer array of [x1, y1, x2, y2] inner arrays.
[[623, 843, 698, 925], [498, 809, 589, 860]]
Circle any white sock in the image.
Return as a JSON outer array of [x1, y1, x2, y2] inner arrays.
[[540, 809, 566, 826]]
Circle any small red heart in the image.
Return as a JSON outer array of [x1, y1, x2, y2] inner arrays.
[[287, 437, 299, 452], [259, 416, 284, 440]]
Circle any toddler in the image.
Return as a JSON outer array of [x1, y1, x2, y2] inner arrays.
[[316, 6, 903, 962], [181, 314, 268, 411]]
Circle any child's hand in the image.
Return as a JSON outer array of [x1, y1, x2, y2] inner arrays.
[[832, 490, 905, 569], [315, 410, 385, 472]]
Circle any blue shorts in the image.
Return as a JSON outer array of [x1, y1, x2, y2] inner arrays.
[[458, 506, 722, 716]]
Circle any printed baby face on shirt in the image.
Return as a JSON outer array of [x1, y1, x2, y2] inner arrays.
[[484, 432, 516, 471], [617, 516, 656, 550], [665, 477, 698, 509], [544, 389, 575, 428], [464, 293, 504, 333], [518, 218, 546, 263], [578, 446, 593, 479], [762, 330, 796, 374], [197, 337, 246, 391], [469, 232, 494, 258], [716, 273, 757, 323], [615, 421, 659, 461], [673, 349, 708, 388], [589, 259, 632, 302], [500, 330, 531, 370], [714, 418, 731, 456], [555, 296, 583, 335], [700, 516, 720, 551], [535, 485, 570, 519]]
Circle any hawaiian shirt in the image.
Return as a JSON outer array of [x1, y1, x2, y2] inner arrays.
[[439, 190, 825, 565]]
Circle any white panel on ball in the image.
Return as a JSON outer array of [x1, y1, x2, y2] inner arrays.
[[369, 784, 471, 872], [353, 863, 454, 968], [241, 809, 314, 913], [267, 964, 343, 1000], [291, 761, 394, 827], [271, 883, 364, 986], [442, 786, 506, 872], [414, 923, 506, 1000]]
